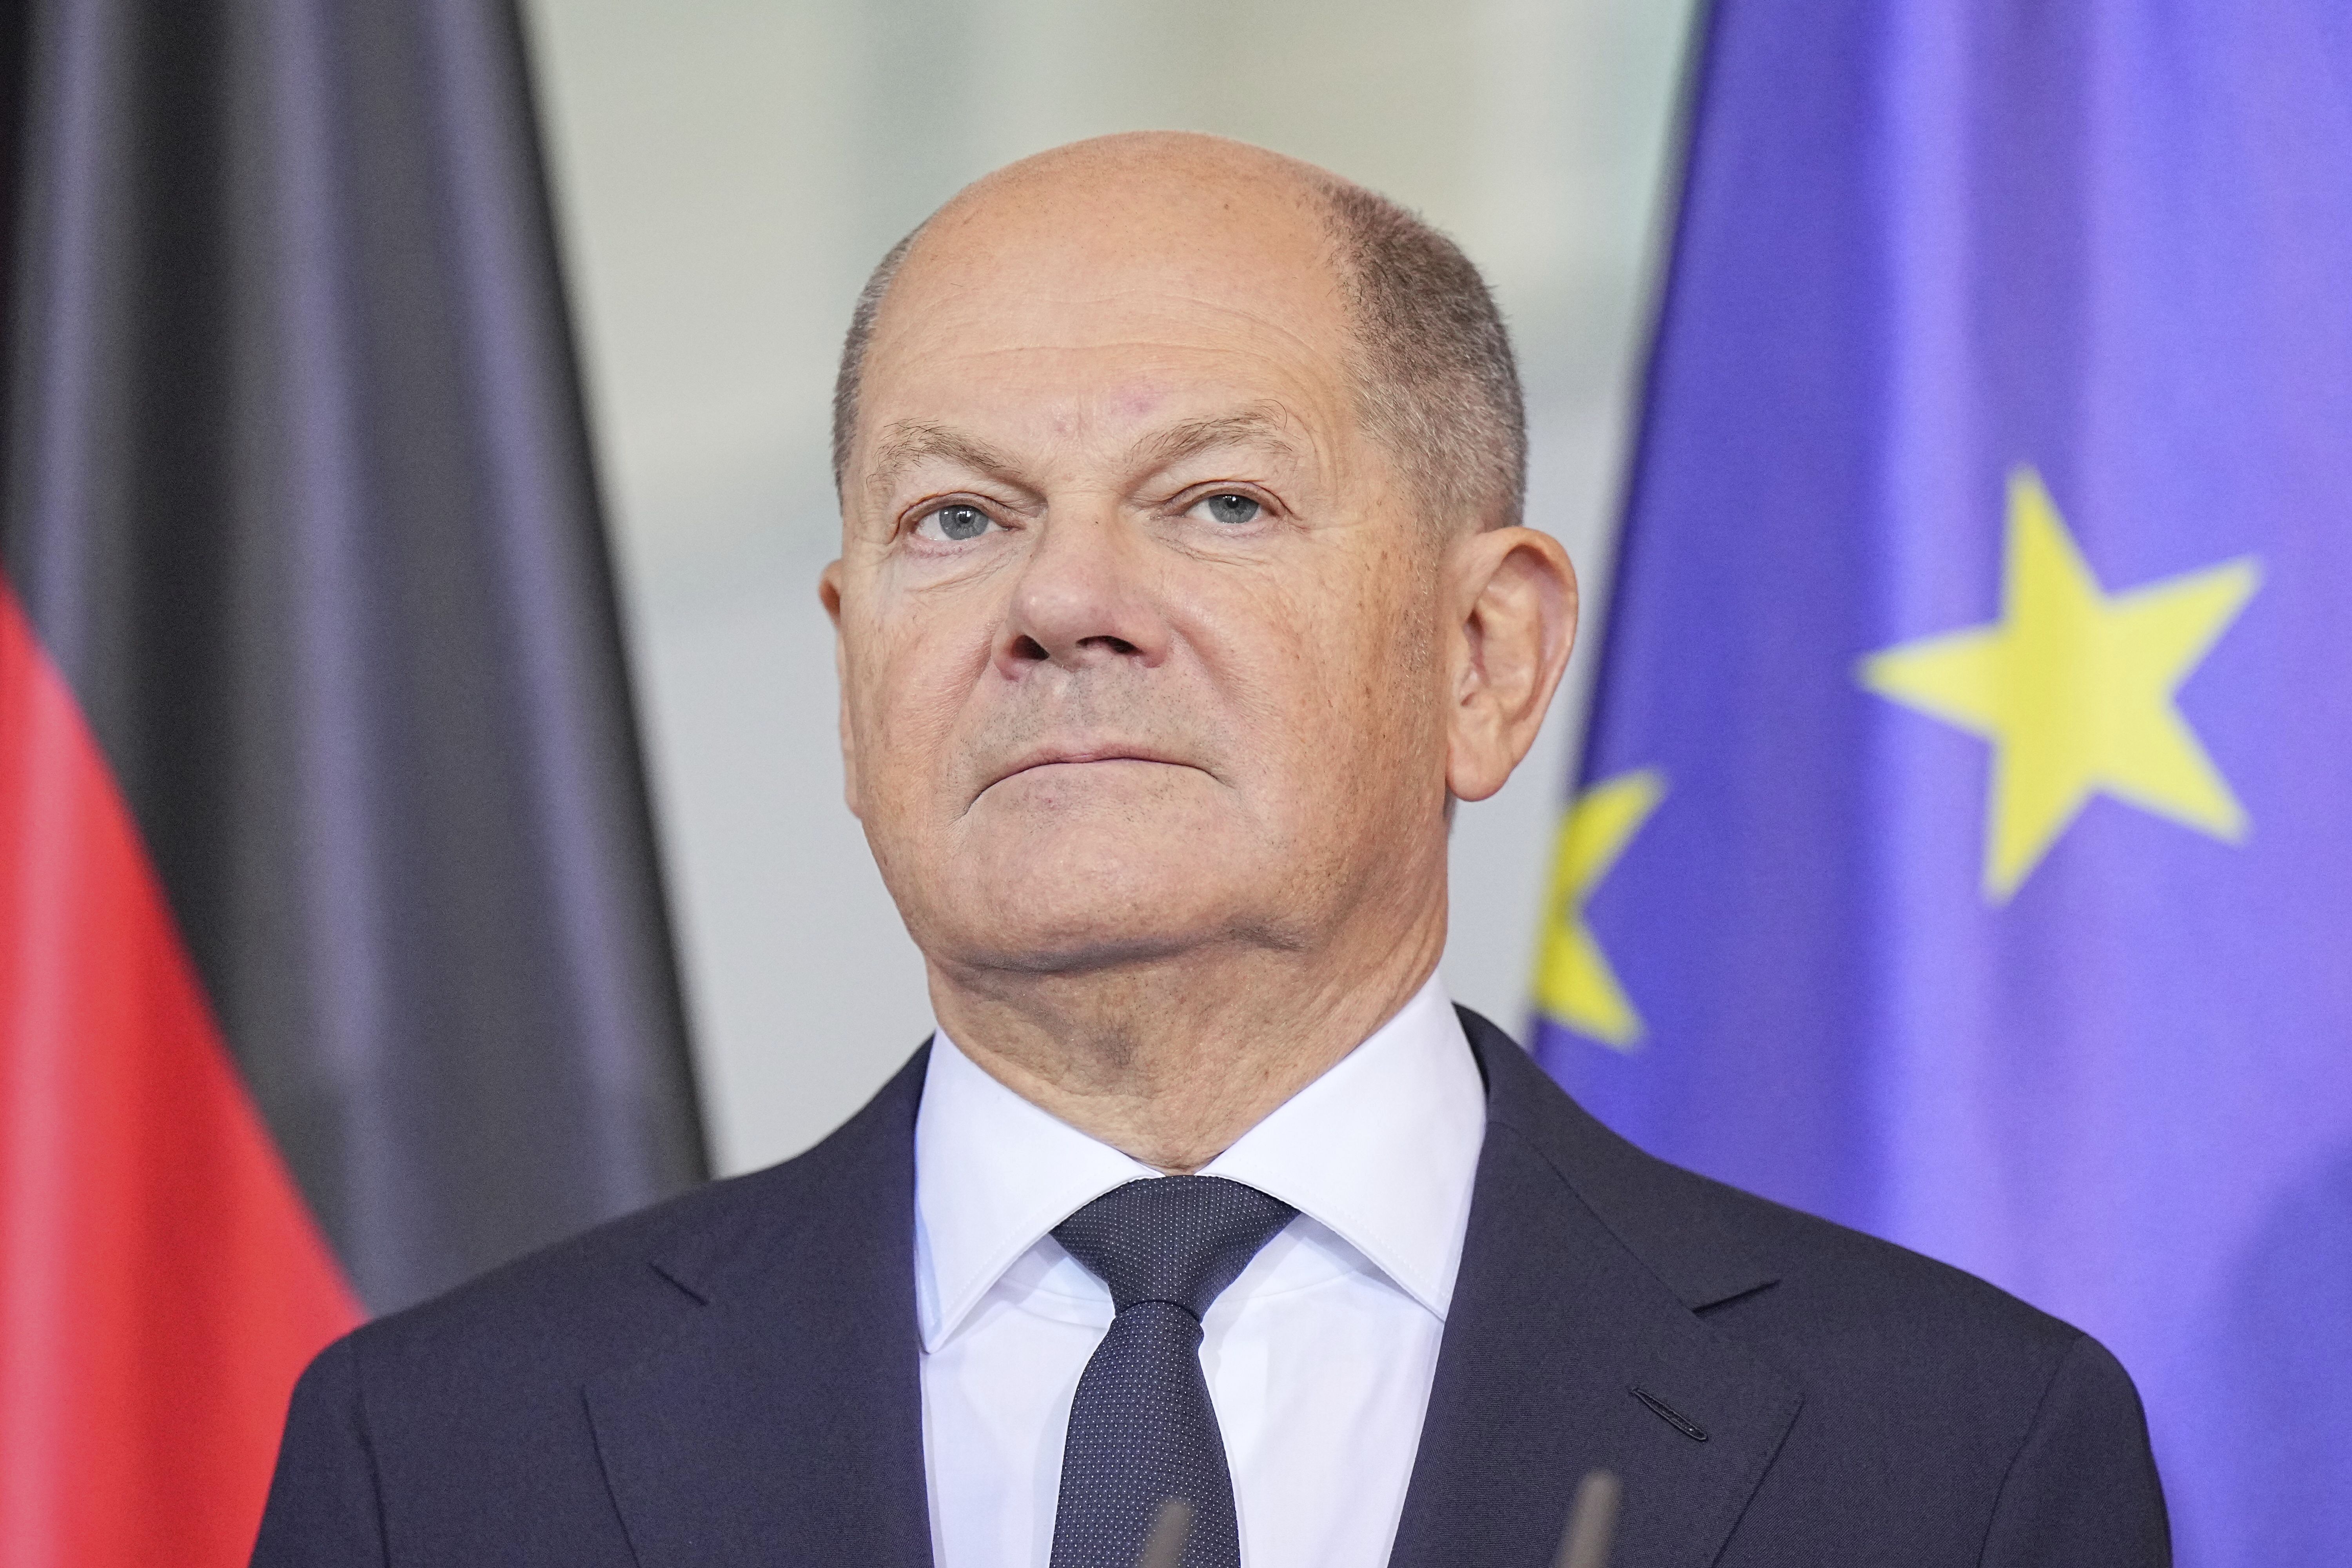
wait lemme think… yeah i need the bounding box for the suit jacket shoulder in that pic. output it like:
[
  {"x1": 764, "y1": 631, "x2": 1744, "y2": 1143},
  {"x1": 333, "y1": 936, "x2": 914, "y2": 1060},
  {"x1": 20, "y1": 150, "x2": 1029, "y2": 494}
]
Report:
[
  {"x1": 251, "y1": 1048, "x2": 936, "y2": 1568},
  {"x1": 1481, "y1": 997, "x2": 2077, "y2": 1346},
  {"x1": 1407, "y1": 1007, "x2": 2168, "y2": 1568}
]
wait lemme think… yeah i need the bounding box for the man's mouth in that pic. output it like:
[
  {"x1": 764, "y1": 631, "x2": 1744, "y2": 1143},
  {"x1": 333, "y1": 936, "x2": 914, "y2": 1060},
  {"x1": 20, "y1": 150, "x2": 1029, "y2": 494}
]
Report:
[
  {"x1": 976, "y1": 740, "x2": 1214, "y2": 802},
  {"x1": 990, "y1": 745, "x2": 1192, "y2": 786}
]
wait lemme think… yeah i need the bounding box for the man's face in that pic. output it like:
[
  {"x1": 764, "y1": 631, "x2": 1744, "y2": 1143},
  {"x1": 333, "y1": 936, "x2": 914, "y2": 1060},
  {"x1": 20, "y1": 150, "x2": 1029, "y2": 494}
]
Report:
[{"x1": 826, "y1": 157, "x2": 1454, "y2": 980}]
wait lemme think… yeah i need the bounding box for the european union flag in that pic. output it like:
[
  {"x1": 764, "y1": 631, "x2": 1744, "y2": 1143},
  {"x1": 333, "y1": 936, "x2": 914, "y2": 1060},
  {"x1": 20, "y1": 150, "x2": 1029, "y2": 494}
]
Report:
[{"x1": 1532, "y1": 5, "x2": 2352, "y2": 1562}]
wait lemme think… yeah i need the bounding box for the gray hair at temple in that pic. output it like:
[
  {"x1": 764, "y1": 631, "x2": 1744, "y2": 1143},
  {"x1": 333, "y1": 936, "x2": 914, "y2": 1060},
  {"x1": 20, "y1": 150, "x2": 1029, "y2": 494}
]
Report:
[{"x1": 829, "y1": 174, "x2": 1528, "y2": 537}]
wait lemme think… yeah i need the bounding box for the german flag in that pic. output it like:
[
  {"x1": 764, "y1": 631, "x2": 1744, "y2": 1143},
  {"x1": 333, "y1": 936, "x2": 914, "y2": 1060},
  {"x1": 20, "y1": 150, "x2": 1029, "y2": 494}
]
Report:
[{"x1": 0, "y1": 4, "x2": 706, "y2": 1563}]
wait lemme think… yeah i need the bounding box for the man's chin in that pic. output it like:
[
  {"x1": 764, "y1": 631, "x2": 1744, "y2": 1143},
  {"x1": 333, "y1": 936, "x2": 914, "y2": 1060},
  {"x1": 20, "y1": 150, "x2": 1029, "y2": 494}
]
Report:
[{"x1": 927, "y1": 838, "x2": 1265, "y2": 975}]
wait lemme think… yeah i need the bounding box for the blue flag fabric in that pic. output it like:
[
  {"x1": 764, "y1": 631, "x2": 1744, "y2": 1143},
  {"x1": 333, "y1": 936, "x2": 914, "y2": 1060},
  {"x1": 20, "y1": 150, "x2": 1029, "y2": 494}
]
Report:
[{"x1": 1532, "y1": 5, "x2": 2352, "y2": 1563}]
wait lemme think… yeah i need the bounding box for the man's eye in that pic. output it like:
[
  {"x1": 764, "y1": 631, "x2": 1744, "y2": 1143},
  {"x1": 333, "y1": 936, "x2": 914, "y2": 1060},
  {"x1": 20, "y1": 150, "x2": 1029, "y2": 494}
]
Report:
[
  {"x1": 915, "y1": 504, "x2": 996, "y2": 542},
  {"x1": 1193, "y1": 492, "x2": 1262, "y2": 526}
]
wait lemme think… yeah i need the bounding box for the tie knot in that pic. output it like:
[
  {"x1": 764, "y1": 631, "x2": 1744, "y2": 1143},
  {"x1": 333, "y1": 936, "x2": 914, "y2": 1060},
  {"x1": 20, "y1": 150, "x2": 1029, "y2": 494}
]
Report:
[{"x1": 1053, "y1": 1176, "x2": 1297, "y2": 1320}]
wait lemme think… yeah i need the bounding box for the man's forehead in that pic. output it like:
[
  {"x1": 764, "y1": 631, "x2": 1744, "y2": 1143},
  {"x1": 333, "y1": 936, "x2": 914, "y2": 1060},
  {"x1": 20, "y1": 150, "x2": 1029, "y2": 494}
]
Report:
[
  {"x1": 871, "y1": 252, "x2": 1347, "y2": 367},
  {"x1": 856, "y1": 269, "x2": 1354, "y2": 485},
  {"x1": 867, "y1": 154, "x2": 1350, "y2": 365},
  {"x1": 844, "y1": 138, "x2": 1372, "y2": 495}
]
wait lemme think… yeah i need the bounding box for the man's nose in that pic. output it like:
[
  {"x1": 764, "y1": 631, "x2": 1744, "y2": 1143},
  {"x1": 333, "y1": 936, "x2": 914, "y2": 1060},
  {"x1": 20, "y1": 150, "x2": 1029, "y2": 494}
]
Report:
[{"x1": 994, "y1": 503, "x2": 1170, "y2": 677}]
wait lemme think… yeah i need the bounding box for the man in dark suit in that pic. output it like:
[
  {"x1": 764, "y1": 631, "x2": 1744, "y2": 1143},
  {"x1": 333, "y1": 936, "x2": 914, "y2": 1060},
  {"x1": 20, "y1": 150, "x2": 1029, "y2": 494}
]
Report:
[{"x1": 254, "y1": 132, "x2": 2167, "y2": 1567}]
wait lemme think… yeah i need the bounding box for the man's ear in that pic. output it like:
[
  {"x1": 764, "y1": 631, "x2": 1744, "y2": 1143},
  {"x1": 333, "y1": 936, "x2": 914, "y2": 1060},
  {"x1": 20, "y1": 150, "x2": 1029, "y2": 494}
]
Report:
[
  {"x1": 819, "y1": 559, "x2": 861, "y2": 818},
  {"x1": 1443, "y1": 525, "x2": 1579, "y2": 803}
]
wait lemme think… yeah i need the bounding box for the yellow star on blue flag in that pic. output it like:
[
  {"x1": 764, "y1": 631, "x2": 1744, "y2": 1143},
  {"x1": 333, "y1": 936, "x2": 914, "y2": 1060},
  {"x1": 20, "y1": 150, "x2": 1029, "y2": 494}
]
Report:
[
  {"x1": 1533, "y1": 768, "x2": 1665, "y2": 1048},
  {"x1": 1858, "y1": 468, "x2": 2259, "y2": 901}
]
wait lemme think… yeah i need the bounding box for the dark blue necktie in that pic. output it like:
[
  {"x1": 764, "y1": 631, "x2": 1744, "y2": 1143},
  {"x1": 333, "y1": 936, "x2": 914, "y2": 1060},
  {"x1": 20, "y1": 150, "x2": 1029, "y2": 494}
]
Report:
[{"x1": 1048, "y1": 1175, "x2": 1298, "y2": 1568}]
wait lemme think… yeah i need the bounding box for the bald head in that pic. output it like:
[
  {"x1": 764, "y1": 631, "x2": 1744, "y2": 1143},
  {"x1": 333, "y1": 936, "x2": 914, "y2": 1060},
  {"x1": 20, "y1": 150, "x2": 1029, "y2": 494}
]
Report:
[{"x1": 831, "y1": 132, "x2": 1525, "y2": 536}]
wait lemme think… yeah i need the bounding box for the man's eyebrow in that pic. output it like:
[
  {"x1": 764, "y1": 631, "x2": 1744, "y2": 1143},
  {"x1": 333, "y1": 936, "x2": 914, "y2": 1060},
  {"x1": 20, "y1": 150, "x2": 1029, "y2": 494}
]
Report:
[
  {"x1": 865, "y1": 421, "x2": 1024, "y2": 492},
  {"x1": 1127, "y1": 405, "x2": 1305, "y2": 476},
  {"x1": 865, "y1": 407, "x2": 1304, "y2": 495}
]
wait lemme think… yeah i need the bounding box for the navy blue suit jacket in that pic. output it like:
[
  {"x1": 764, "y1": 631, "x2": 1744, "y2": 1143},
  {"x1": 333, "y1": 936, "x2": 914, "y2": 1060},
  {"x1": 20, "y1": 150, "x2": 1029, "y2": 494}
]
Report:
[{"x1": 252, "y1": 1010, "x2": 2169, "y2": 1566}]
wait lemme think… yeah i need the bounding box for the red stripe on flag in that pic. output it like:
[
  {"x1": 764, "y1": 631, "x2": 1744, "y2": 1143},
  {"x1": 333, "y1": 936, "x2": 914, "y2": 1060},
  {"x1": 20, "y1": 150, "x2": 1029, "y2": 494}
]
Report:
[{"x1": 0, "y1": 580, "x2": 363, "y2": 1566}]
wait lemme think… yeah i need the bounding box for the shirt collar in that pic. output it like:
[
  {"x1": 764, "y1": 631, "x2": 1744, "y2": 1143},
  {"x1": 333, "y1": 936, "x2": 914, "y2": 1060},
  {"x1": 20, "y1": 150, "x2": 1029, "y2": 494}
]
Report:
[
  {"x1": 913, "y1": 973, "x2": 1487, "y2": 1351},
  {"x1": 913, "y1": 1027, "x2": 1156, "y2": 1351}
]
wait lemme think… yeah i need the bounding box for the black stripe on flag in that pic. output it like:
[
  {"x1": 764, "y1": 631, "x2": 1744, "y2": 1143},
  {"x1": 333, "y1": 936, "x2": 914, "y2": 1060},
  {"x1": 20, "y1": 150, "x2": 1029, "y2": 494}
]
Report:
[{"x1": 0, "y1": 0, "x2": 707, "y2": 1313}]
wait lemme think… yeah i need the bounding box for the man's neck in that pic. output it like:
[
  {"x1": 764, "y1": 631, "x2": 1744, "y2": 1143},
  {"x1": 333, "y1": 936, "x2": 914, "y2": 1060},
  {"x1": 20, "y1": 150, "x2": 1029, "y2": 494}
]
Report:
[{"x1": 927, "y1": 908, "x2": 1448, "y2": 1173}]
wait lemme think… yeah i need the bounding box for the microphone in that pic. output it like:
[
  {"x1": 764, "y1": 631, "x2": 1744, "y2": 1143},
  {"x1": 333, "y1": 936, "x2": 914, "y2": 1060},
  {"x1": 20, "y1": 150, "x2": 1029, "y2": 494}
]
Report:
[
  {"x1": 1553, "y1": 1470, "x2": 1621, "y2": 1568},
  {"x1": 1139, "y1": 1498, "x2": 1192, "y2": 1568},
  {"x1": 1134, "y1": 1472, "x2": 1616, "y2": 1568}
]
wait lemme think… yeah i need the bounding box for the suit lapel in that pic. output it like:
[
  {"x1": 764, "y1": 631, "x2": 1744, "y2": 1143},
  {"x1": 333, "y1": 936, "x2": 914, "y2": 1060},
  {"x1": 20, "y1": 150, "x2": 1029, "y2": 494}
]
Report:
[
  {"x1": 575, "y1": 1014, "x2": 1801, "y2": 1568},
  {"x1": 1387, "y1": 1013, "x2": 1803, "y2": 1568},
  {"x1": 585, "y1": 1049, "x2": 936, "y2": 1568}
]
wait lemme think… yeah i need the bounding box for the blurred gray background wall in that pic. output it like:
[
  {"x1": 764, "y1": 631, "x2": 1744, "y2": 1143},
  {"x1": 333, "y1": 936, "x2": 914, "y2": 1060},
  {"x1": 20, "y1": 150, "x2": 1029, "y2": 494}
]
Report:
[{"x1": 521, "y1": 0, "x2": 1697, "y2": 1174}]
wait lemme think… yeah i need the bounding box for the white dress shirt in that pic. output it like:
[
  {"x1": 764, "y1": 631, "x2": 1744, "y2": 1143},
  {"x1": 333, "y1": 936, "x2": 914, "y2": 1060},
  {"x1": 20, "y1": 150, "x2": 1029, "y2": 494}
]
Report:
[{"x1": 915, "y1": 974, "x2": 1488, "y2": 1568}]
